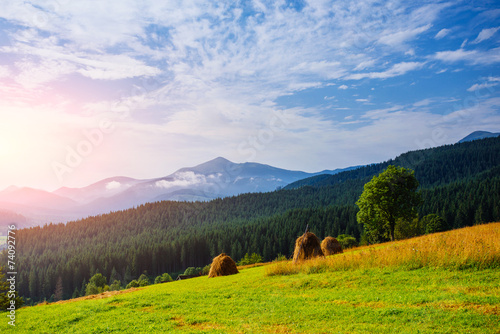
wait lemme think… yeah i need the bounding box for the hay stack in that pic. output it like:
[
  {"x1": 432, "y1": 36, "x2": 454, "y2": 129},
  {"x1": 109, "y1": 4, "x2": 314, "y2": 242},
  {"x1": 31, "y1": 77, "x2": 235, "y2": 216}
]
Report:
[
  {"x1": 321, "y1": 236, "x2": 343, "y2": 255},
  {"x1": 208, "y1": 253, "x2": 239, "y2": 278},
  {"x1": 293, "y1": 232, "x2": 324, "y2": 262}
]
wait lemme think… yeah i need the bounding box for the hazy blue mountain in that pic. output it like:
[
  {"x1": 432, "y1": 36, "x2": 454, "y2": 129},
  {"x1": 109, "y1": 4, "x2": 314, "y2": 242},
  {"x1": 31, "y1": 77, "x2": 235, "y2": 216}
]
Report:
[
  {"x1": 458, "y1": 131, "x2": 500, "y2": 143},
  {"x1": 0, "y1": 158, "x2": 355, "y2": 227},
  {"x1": 53, "y1": 176, "x2": 146, "y2": 204},
  {"x1": 93, "y1": 157, "x2": 357, "y2": 208},
  {"x1": 0, "y1": 187, "x2": 77, "y2": 210}
]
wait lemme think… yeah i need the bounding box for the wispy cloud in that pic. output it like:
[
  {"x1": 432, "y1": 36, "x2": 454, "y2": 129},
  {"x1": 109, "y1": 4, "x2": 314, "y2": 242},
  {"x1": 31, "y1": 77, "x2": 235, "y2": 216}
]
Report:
[
  {"x1": 435, "y1": 28, "x2": 451, "y2": 39},
  {"x1": 155, "y1": 171, "x2": 207, "y2": 189},
  {"x1": 467, "y1": 77, "x2": 500, "y2": 92},
  {"x1": 378, "y1": 24, "x2": 432, "y2": 46},
  {"x1": 346, "y1": 62, "x2": 425, "y2": 80},
  {"x1": 106, "y1": 181, "x2": 122, "y2": 190},
  {"x1": 0, "y1": 1, "x2": 498, "y2": 190},
  {"x1": 472, "y1": 27, "x2": 500, "y2": 44},
  {"x1": 433, "y1": 47, "x2": 500, "y2": 64}
]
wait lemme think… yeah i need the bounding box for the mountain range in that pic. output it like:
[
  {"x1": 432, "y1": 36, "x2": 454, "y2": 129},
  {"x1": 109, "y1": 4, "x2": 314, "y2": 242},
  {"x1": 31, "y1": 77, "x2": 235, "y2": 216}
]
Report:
[
  {"x1": 0, "y1": 130, "x2": 496, "y2": 232},
  {"x1": 0, "y1": 157, "x2": 357, "y2": 230}
]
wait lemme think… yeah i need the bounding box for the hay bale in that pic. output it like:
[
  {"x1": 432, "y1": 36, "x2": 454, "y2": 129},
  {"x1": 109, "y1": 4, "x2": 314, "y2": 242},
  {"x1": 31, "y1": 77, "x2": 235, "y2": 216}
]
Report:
[
  {"x1": 208, "y1": 253, "x2": 239, "y2": 278},
  {"x1": 293, "y1": 232, "x2": 324, "y2": 262},
  {"x1": 321, "y1": 236, "x2": 343, "y2": 255}
]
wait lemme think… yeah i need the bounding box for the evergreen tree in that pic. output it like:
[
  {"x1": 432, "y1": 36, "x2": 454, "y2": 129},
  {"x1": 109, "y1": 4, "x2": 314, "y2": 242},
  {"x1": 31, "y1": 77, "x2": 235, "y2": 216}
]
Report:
[{"x1": 54, "y1": 276, "x2": 63, "y2": 302}]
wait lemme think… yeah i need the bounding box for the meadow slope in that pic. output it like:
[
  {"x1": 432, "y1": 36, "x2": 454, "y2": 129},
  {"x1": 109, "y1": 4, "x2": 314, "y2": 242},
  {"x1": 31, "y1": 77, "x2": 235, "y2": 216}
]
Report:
[{"x1": 2, "y1": 223, "x2": 499, "y2": 333}]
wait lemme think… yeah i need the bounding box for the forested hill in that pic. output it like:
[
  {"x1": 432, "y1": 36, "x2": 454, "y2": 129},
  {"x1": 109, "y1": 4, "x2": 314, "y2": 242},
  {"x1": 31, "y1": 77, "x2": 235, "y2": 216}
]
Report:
[
  {"x1": 285, "y1": 136, "x2": 500, "y2": 190},
  {"x1": 7, "y1": 137, "x2": 500, "y2": 303}
]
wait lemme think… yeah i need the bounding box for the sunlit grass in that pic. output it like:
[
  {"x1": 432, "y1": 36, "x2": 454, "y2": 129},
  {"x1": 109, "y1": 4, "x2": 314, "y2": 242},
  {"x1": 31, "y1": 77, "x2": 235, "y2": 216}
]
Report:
[
  {"x1": 1, "y1": 223, "x2": 499, "y2": 333},
  {"x1": 266, "y1": 223, "x2": 500, "y2": 276}
]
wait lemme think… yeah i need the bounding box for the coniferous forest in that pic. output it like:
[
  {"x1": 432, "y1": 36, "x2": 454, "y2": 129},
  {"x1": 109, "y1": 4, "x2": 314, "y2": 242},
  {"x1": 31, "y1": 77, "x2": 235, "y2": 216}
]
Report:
[{"x1": 3, "y1": 137, "x2": 500, "y2": 303}]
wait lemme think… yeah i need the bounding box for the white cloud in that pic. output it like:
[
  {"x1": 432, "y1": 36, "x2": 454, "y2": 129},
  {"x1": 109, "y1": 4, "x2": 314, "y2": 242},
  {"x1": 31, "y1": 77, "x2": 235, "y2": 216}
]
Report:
[
  {"x1": 378, "y1": 24, "x2": 432, "y2": 46},
  {"x1": 106, "y1": 181, "x2": 122, "y2": 190},
  {"x1": 356, "y1": 99, "x2": 369, "y2": 102},
  {"x1": 433, "y1": 47, "x2": 500, "y2": 64},
  {"x1": 1, "y1": 31, "x2": 161, "y2": 87},
  {"x1": 466, "y1": 82, "x2": 498, "y2": 92},
  {"x1": 413, "y1": 98, "x2": 433, "y2": 107},
  {"x1": 405, "y1": 49, "x2": 416, "y2": 56},
  {"x1": 0, "y1": 1, "x2": 496, "y2": 191},
  {"x1": 346, "y1": 62, "x2": 425, "y2": 80},
  {"x1": 354, "y1": 60, "x2": 375, "y2": 71},
  {"x1": 433, "y1": 49, "x2": 477, "y2": 62},
  {"x1": 473, "y1": 27, "x2": 500, "y2": 44},
  {"x1": 435, "y1": 28, "x2": 451, "y2": 39},
  {"x1": 75, "y1": 55, "x2": 161, "y2": 80},
  {"x1": 155, "y1": 172, "x2": 206, "y2": 189},
  {"x1": 467, "y1": 77, "x2": 500, "y2": 92},
  {"x1": 292, "y1": 61, "x2": 345, "y2": 79}
]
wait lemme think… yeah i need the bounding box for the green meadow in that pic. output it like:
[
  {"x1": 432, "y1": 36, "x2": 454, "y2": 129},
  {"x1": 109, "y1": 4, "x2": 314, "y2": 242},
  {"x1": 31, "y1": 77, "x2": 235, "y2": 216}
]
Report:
[{"x1": 3, "y1": 224, "x2": 499, "y2": 333}]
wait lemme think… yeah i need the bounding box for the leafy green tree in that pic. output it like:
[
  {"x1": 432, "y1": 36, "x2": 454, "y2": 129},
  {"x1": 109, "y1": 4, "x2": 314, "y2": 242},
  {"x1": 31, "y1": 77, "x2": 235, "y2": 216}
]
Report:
[
  {"x1": 137, "y1": 274, "x2": 150, "y2": 286},
  {"x1": 85, "y1": 272, "x2": 109, "y2": 296},
  {"x1": 422, "y1": 214, "x2": 446, "y2": 234},
  {"x1": 238, "y1": 253, "x2": 263, "y2": 266},
  {"x1": 109, "y1": 280, "x2": 121, "y2": 291},
  {"x1": 356, "y1": 166, "x2": 421, "y2": 242},
  {"x1": 183, "y1": 267, "x2": 201, "y2": 276},
  {"x1": 336, "y1": 234, "x2": 357, "y2": 249},
  {"x1": 126, "y1": 280, "x2": 139, "y2": 289},
  {"x1": 201, "y1": 265, "x2": 211, "y2": 276},
  {"x1": 154, "y1": 273, "x2": 173, "y2": 284},
  {"x1": 89, "y1": 272, "x2": 107, "y2": 288}
]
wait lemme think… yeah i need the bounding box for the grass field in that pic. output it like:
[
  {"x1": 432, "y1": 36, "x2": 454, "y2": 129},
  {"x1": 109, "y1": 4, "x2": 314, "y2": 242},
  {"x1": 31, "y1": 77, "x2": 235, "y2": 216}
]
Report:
[{"x1": 2, "y1": 223, "x2": 499, "y2": 333}]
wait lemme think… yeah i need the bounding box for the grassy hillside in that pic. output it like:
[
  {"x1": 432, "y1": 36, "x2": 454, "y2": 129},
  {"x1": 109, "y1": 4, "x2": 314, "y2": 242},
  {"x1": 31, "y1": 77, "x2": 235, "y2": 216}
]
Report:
[{"x1": 4, "y1": 223, "x2": 499, "y2": 333}]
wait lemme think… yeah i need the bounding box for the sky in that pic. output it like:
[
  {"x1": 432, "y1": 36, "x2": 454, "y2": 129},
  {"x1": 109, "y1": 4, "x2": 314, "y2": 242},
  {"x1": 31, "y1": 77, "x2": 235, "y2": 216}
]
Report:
[{"x1": 0, "y1": 0, "x2": 499, "y2": 191}]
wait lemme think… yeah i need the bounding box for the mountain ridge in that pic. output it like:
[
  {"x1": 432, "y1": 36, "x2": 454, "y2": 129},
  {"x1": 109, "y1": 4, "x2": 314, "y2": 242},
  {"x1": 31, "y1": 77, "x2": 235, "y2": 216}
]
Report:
[
  {"x1": 0, "y1": 157, "x2": 355, "y2": 227},
  {"x1": 458, "y1": 130, "x2": 500, "y2": 143}
]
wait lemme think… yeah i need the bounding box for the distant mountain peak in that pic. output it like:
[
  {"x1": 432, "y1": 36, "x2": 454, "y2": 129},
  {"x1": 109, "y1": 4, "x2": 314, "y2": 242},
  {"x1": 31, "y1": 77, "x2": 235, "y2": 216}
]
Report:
[
  {"x1": 458, "y1": 131, "x2": 500, "y2": 143},
  {"x1": 178, "y1": 157, "x2": 235, "y2": 174},
  {"x1": 211, "y1": 156, "x2": 232, "y2": 163}
]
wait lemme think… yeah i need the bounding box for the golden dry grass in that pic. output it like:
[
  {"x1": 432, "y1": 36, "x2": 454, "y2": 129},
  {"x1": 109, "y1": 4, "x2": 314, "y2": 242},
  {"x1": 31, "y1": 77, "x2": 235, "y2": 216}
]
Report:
[{"x1": 267, "y1": 222, "x2": 500, "y2": 276}]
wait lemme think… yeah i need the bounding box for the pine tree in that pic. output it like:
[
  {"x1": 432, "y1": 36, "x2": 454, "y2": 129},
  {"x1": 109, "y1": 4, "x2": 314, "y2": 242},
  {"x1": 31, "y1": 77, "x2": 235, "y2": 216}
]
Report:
[{"x1": 54, "y1": 276, "x2": 63, "y2": 302}]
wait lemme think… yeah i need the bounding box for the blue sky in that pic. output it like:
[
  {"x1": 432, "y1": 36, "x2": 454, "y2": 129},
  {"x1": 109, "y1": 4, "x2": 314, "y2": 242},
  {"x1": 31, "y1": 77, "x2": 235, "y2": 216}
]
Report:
[{"x1": 0, "y1": 0, "x2": 499, "y2": 190}]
